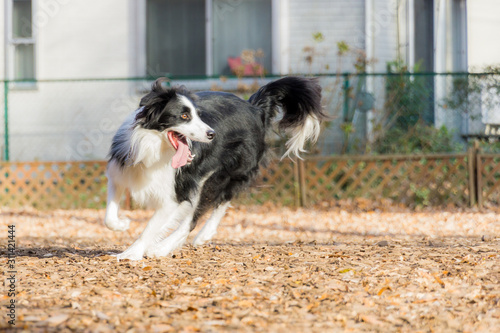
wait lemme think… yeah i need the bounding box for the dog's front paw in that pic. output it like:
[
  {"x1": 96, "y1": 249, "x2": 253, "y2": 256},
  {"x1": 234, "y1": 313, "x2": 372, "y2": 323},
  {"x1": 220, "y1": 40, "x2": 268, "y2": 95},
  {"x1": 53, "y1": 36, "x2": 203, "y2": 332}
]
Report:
[
  {"x1": 145, "y1": 244, "x2": 178, "y2": 259},
  {"x1": 145, "y1": 246, "x2": 167, "y2": 259},
  {"x1": 104, "y1": 217, "x2": 131, "y2": 231},
  {"x1": 192, "y1": 235, "x2": 210, "y2": 247},
  {"x1": 192, "y1": 230, "x2": 216, "y2": 247},
  {"x1": 116, "y1": 250, "x2": 143, "y2": 261},
  {"x1": 116, "y1": 243, "x2": 145, "y2": 261}
]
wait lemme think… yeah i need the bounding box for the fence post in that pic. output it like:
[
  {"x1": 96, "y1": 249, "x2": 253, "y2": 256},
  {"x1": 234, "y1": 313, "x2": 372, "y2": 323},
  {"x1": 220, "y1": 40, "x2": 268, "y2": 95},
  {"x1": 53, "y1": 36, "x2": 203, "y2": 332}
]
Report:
[
  {"x1": 474, "y1": 141, "x2": 483, "y2": 208},
  {"x1": 294, "y1": 162, "x2": 300, "y2": 207},
  {"x1": 297, "y1": 159, "x2": 307, "y2": 207},
  {"x1": 3, "y1": 80, "x2": 9, "y2": 161},
  {"x1": 467, "y1": 144, "x2": 477, "y2": 207}
]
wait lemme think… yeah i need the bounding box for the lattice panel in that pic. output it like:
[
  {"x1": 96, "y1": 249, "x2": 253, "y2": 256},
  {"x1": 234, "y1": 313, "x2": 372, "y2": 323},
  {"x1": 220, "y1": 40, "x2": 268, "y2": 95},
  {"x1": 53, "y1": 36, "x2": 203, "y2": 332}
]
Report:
[
  {"x1": 236, "y1": 159, "x2": 298, "y2": 206},
  {"x1": 0, "y1": 161, "x2": 107, "y2": 210},
  {"x1": 1, "y1": 153, "x2": 496, "y2": 210},
  {"x1": 303, "y1": 156, "x2": 470, "y2": 206},
  {"x1": 477, "y1": 155, "x2": 500, "y2": 206}
]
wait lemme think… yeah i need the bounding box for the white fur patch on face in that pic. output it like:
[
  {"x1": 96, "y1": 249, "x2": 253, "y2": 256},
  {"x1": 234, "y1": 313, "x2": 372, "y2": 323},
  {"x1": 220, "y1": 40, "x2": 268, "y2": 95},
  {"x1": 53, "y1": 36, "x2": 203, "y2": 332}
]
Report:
[
  {"x1": 178, "y1": 95, "x2": 197, "y2": 113},
  {"x1": 171, "y1": 95, "x2": 214, "y2": 143}
]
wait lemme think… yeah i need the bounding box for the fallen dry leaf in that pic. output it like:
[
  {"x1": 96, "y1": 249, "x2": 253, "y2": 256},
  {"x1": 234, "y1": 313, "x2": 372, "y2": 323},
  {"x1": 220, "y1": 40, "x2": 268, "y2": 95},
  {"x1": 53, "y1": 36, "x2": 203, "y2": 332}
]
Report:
[
  {"x1": 0, "y1": 205, "x2": 499, "y2": 332},
  {"x1": 45, "y1": 314, "x2": 69, "y2": 326}
]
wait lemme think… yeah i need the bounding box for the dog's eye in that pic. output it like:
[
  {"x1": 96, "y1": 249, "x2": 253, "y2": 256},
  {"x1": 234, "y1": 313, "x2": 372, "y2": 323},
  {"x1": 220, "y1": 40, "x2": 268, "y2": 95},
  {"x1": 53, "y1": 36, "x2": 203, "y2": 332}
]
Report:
[{"x1": 181, "y1": 114, "x2": 190, "y2": 120}]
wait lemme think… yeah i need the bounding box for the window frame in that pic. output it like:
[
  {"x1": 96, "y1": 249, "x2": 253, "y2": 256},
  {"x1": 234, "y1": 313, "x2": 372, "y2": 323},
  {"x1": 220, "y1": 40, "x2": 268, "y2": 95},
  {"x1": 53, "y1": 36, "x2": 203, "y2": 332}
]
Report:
[
  {"x1": 135, "y1": 0, "x2": 285, "y2": 80},
  {"x1": 5, "y1": 0, "x2": 37, "y2": 86}
]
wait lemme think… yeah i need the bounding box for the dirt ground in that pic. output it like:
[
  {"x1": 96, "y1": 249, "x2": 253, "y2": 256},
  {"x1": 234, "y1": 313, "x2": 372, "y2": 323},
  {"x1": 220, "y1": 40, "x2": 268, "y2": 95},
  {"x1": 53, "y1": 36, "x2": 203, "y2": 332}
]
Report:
[{"x1": 1, "y1": 201, "x2": 500, "y2": 332}]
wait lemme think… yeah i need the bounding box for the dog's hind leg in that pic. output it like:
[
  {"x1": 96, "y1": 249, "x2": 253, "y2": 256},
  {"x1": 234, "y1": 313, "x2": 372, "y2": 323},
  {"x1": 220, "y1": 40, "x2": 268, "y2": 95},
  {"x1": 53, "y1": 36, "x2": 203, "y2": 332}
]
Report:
[
  {"x1": 104, "y1": 164, "x2": 131, "y2": 231},
  {"x1": 192, "y1": 201, "x2": 230, "y2": 246}
]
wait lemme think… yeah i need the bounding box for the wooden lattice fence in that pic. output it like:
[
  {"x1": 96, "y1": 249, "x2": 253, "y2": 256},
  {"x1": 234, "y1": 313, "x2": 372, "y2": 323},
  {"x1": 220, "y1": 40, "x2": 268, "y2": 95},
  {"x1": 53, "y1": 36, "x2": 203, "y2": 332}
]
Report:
[
  {"x1": 1, "y1": 151, "x2": 499, "y2": 210},
  {"x1": 301, "y1": 154, "x2": 471, "y2": 206},
  {"x1": 0, "y1": 161, "x2": 107, "y2": 209},
  {"x1": 477, "y1": 153, "x2": 500, "y2": 208},
  {"x1": 237, "y1": 159, "x2": 299, "y2": 206}
]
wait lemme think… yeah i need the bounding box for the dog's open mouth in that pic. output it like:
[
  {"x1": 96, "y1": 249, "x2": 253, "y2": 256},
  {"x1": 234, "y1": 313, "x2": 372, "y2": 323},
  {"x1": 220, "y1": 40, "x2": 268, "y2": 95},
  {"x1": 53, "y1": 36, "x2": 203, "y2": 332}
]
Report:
[{"x1": 167, "y1": 131, "x2": 194, "y2": 169}]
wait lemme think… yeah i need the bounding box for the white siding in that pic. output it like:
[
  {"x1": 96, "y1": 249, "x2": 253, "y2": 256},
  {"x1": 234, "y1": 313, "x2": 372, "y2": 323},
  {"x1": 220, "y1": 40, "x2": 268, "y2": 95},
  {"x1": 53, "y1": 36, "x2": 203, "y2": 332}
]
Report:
[
  {"x1": 37, "y1": 0, "x2": 130, "y2": 79},
  {"x1": 0, "y1": 3, "x2": 5, "y2": 80},
  {"x1": 0, "y1": 4, "x2": 5, "y2": 159},
  {"x1": 467, "y1": 0, "x2": 500, "y2": 69},
  {"x1": 365, "y1": 0, "x2": 399, "y2": 144},
  {"x1": 370, "y1": 0, "x2": 398, "y2": 72},
  {"x1": 6, "y1": 0, "x2": 138, "y2": 161},
  {"x1": 8, "y1": 80, "x2": 143, "y2": 161},
  {"x1": 287, "y1": 0, "x2": 366, "y2": 74},
  {"x1": 464, "y1": 0, "x2": 500, "y2": 136}
]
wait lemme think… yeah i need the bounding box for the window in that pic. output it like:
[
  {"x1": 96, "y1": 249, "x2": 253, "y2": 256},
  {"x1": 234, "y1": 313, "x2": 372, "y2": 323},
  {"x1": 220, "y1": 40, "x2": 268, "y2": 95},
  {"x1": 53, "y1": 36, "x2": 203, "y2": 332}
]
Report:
[
  {"x1": 147, "y1": 0, "x2": 206, "y2": 76},
  {"x1": 414, "y1": 0, "x2": 434, "y2": 72},
  {"x1": 212, "y1": 0, "x2": 272, "y2": 75},
  {"x1": 8, "y1": 0, "x2": 36, "y2": 81},
  {"x1": 413, "y1": 0, "x2": 434, "y2": 124},
  {"x1": 146, "y1": 0, "x2": 272, "y2": 77}
]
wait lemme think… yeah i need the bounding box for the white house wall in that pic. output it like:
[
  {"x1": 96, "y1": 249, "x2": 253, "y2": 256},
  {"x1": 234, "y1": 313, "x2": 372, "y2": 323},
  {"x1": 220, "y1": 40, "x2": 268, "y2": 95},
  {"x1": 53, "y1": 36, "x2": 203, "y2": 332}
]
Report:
[
  {"x1": 365, "y1": 0, "x2": 398, "y2": 145},
  {"x1": 287, "y1": 0, "x2": 366, "y2": 74},
  {"x1": 9, "y1": 80, "x2": 143, "y2": 161},
  {"x1": 466, "y1": 0, "x2": 500, "y2": 135},
  {"x1": 368, "y1": 0, "x2": 398, "y2": 72},
  {"x1": 6, "y1": 0, "x2": 141, "y2": 161},
  {"x1": 434, "y1": 0, "x2": 466, "y2": 141},
  {"x1": 1, "y1": 0, "x2": 416, "y2": 160},
  {"x1": 0, "y1": 3, "x2": 5, "y2": 79},
  {"x1": 0, "y1": 4, "x2": 5, "y2": 159},
  {"x1": 467, "y1": 0, "x2": 500, "y2": 70},
  {"x1": 287, "y1": 0, "x2": 397, "y2": 73},
  {"x1": 37, "y1": 0, "x2": 130, "y2": 79},
  {"x1": 287, "y1": 0, "x2": 366, "y2": 154}
]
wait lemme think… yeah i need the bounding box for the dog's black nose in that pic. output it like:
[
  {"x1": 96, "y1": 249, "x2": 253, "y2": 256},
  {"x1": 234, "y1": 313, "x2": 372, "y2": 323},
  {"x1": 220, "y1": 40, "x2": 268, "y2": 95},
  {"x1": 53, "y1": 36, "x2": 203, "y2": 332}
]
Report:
[{"x1": 206, "y1": 130, "x2": 215, "y2": 140}]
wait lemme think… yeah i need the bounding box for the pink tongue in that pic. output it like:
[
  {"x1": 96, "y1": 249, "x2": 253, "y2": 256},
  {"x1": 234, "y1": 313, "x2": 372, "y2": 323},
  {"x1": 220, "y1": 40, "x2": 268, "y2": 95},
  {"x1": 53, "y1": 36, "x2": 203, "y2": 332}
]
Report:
[{"x1": 172, "y1": 140, "x2": 190, "y2": 169}]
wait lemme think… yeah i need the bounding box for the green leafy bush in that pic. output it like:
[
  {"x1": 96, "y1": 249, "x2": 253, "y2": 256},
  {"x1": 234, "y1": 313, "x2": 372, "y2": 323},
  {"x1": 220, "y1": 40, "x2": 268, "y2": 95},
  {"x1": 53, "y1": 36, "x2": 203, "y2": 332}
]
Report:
[
  {"x1": 372, "y1": 61, "x2": 463, "y2": 154},
  {"x1": 374, "y1": 123, "x2": 462, "y2": 154}
]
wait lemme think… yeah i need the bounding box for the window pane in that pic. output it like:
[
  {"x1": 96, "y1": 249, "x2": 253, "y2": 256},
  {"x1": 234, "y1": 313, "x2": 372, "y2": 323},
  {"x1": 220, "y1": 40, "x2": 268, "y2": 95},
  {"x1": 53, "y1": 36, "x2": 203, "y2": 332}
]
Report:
[
  {"x1": 147, "y1": 0, "x2": 206, "y2": 76},
  {"x1": 13, "y1": 0, "x2": 32, "y2": 38},
  {"x1": 14, "y1": 44, "x2": 35, "y2": 80},
  {"x1": 213, "y1": 0, "x2": 272, "y2": 75},
  {"x1": 414, "y1": 0, "x2": 434, "y2": 124},
  {"x1": 414, "y1": 0, "x2": 434, "y2": 71}
]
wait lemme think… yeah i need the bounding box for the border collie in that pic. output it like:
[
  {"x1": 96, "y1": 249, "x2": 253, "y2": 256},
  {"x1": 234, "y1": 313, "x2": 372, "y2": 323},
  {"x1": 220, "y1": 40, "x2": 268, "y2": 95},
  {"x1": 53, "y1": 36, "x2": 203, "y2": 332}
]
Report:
[{"x1": 105, "y1": 76, "x2": 326, "y2": 260}]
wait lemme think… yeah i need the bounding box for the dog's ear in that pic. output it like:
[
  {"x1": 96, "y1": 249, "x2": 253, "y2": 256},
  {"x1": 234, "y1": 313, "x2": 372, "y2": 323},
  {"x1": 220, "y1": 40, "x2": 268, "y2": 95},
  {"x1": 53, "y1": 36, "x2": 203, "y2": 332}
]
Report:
[
  {"x1": 139, "y1": 78, "x2": 171, "y2": 107},
  {"x1": 175, "y1": 85, "x2": 199, "y2": 101},
  {"x1": 136, "y1": 78, "x2": 176, "y2": 125}
]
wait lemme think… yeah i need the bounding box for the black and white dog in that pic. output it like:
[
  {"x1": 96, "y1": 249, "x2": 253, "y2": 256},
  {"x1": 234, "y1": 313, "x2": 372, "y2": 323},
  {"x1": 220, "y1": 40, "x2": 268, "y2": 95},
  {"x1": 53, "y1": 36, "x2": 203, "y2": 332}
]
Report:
[{"x1": 105, "y1": 76, "x2": 326, "y2": 260}]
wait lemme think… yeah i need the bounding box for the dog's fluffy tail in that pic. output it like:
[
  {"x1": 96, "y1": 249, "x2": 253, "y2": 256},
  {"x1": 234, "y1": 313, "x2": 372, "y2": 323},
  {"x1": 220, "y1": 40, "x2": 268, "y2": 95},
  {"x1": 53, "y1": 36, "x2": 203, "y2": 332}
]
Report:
[{"x1": 248, "y1": 76, "x2": 327, "y2": 159}]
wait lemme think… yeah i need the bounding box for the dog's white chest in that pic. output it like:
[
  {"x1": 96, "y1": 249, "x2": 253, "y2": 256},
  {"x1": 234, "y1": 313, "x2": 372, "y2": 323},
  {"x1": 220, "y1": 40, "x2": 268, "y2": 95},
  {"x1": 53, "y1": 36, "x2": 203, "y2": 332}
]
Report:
[{"x1": 130, "y1": 164, "x2": 177, "y2": 209}]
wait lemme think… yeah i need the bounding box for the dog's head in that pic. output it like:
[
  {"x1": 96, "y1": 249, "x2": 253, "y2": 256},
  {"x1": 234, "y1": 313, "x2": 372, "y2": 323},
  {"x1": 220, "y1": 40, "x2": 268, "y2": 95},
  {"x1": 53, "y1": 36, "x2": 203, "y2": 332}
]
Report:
[{"x1": 135, "y1": 78, "x2": 215, "y2": 168}]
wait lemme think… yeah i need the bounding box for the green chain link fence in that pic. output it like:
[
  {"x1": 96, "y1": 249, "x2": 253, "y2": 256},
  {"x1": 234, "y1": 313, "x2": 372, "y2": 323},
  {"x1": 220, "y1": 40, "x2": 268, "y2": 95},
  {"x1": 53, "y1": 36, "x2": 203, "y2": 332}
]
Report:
[
  {"x1": 1, "y1": 72, "x2": 500, "y2": 162},
  {"x1": 1, "y1": 72, "x2": 500, "y2": 209}
]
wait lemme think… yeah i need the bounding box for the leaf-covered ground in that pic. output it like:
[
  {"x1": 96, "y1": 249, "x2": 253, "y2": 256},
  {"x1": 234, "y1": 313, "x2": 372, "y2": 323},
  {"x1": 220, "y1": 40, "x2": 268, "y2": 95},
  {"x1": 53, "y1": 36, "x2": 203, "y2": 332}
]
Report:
[{"x1": 1, "y1": 202, "x2": 500, "y2": 332}]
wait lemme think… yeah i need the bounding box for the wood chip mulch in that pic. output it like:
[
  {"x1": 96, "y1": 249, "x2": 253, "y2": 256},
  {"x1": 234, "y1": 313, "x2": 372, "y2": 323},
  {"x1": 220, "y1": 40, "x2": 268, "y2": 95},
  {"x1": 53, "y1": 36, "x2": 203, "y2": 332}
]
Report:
[{"x1": 1, "y1": 202, "x2": 499, "y2": 332}]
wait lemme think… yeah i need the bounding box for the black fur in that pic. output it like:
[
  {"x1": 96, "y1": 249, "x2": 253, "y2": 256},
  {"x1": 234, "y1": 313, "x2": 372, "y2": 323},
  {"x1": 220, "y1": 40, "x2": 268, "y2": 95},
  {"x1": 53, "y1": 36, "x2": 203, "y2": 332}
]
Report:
[
  {"x1": 174, "y1": 77, "x2": 327, "y2": 230},
  {"x1": 108, "y1": 81, "x2": 200, "y2": 168},
  {"x1": 136, "y1": 81, "x2": 199, "y2": 131}
]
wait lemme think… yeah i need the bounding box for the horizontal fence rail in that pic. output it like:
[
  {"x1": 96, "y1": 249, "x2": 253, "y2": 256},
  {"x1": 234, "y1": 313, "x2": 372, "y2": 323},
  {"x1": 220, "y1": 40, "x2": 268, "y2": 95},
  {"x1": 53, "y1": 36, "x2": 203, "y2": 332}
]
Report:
[{"x1": 1, "y1": 151, "x2": 497, "y2": 210}]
